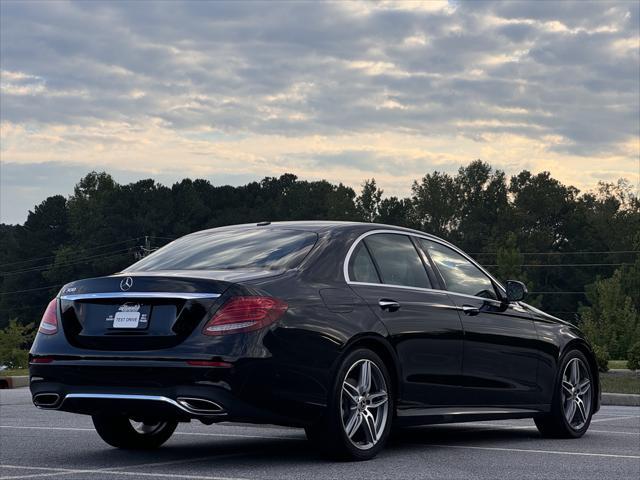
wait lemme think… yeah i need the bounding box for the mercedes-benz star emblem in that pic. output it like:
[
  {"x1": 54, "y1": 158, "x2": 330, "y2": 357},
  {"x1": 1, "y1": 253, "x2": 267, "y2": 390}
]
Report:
[{"x1": 120, "y1": 276, "x2": 133, "y2": 291}]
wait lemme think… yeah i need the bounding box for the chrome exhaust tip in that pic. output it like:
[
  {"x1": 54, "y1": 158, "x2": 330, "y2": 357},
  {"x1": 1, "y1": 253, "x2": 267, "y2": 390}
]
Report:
[
  {"x1": 33, "y1": 393, "x2": 61, "y2": 409},
  {"x1": 176, "y1": 397, "x2": 224, "y2": 414}
]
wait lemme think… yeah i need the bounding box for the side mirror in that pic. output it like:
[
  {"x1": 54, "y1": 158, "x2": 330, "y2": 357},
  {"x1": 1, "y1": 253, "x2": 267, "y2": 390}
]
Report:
[{"x1": 506, "y1": 280, "x2": 527, "y2": 302}]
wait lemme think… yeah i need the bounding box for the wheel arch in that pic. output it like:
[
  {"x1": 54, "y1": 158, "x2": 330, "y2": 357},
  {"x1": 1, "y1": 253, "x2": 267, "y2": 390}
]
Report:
[
  {"x1": 339, "y1": 333, "x2": 402, "y2": 402},
  {"x1": 560, "y1": 339, "x2": 601, "y2": 413}
]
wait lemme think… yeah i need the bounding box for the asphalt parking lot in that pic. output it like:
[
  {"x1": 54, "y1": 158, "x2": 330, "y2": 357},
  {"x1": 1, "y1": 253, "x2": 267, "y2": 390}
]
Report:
[{"x1": 1, "y1": 388, "x2": 638, "y2": 480}]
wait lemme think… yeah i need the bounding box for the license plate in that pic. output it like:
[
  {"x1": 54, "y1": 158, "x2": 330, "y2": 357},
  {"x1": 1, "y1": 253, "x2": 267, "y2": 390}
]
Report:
[{"x1": 112, "y1": 311, "x2": 141, "y2": 328}]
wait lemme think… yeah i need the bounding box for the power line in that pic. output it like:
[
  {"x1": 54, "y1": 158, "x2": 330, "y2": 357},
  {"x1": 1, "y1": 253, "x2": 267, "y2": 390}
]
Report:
[
  {"x1": 484, "y1": 263, "x2": 631, "y2": 267},
  {"x1": 0, "y1": 284, "x2": 64, "y2": 296},
  {"x1": 147, "y1": 236, "x2": 176, "y2": 241},
  {"x1": 1, "y1": 248, "x2": 131, "y2": 274},
  {"x1": 1, "y1": 249, "x2": 133, "y2": 276},
  {"x1": 529, "y1": 292, "x2": 587, "y2": 295},
  {"x1": 472, "y1": 250, "x2": 639, "y2": 256},
  {"x1": 0, "y1": 238, "x2": 141, "y2": 268},
  {"x1": 0, "y1": 304, "x2": 43, "y2": 314}
]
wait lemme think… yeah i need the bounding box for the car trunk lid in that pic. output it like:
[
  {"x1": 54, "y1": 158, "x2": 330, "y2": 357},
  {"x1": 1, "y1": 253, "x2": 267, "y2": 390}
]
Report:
[{"x1": 58, "y1": 270, "x2": 280, "y2": 351}]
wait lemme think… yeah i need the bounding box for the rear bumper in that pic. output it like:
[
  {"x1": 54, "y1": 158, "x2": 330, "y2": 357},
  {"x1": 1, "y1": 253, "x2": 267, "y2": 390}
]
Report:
[
  {"x1": 35, "y1": 392, "x2": 226, "y2": 420},
  {"x1": 29, "y1": 360, "x2": 319, "y2": 427}
]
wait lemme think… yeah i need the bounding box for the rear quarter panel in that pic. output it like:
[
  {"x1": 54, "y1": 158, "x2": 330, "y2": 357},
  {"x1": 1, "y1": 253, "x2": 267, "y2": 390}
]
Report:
[{"x1": 244, "y1": 229, "x2": 390, "y2": 414}]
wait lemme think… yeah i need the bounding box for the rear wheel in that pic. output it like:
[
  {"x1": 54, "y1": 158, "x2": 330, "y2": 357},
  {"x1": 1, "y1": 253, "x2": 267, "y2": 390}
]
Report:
[
  {"x1": 535, "y1": 349, "x2": 594, "y2": 438},
  {"x1": 305, "y1": 348, "x2": 393, "y2": 460},
  {"x1": 92, "y1": 415, "x2": 177, "y2": 449}
]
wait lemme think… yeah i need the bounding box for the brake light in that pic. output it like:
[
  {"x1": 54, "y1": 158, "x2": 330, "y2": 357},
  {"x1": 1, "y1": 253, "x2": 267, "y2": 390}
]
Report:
[
  {"x1": 38, "y1": 299, "x2": 58, "y2": 335},
  {"x1": 202, "y1": 296, "x2": 288, "y2": 336},
  {"x1": 187, "y1": 360, "x2": 233, "y2": 367},
  {"x1": 31, "y1": 356, "x2": 53, "y2": 364}
]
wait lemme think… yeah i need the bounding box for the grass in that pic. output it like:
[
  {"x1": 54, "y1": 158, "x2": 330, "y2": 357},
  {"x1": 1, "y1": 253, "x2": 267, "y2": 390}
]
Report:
[
  {"x1": 0, "y1": 368, "x2": 28, "y2": 377},
  {"x1": 608, "y1": 360, "x2": 629, "y2": 370},
  {"x1": 600, "y1": 371, "x2": 640, "y2": 395}
]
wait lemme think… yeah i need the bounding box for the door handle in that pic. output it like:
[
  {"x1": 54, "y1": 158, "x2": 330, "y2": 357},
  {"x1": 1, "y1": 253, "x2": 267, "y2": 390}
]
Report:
[
  {"x1": 379, "y1": 299, "x2": 400, "y2": 312},
  {"x1": 462, "y1": 305, "x2": 480, "y2": 316}
]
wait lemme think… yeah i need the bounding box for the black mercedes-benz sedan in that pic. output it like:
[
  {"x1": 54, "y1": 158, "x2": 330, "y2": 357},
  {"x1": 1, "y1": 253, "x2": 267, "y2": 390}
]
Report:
[{"x1": 30, "y1": 221, "x2": 599, "y2": 460}]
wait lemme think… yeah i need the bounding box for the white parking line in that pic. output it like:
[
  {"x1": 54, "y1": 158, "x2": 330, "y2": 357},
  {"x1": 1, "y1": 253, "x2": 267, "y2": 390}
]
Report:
[
  {"x1": 452, "y1": 422, "x2": 640, "y2": 436},
  {"x1": 1, "y1": 473, "x2": 64, "y2": 480},
  {"x1": 0, "y1": 426, "x2": 297, "y2": 479},
  {"x1": 0, "y1": 425, "x2": 300, "y2": 440},
  {"x1": 452, "y1": 419, "x2": 640, "y2": 435},
  {"x1": 1, "y1": 471, "x2": 69, "y2": 480},
  {"x1": 591, "y1": 415, "x2": 640, "y2": 423},
  {"x1": 174, "y1": 431, "x2": 300, "y2": 440},
  {"x1": 0, "y1": 464, "x2": 249, "y2": 480},
  {"x1": 0, "y1": 439, "x2": 265, "y2": 479},
  {"x1": 0, "y1": 426, "x2": 93, "y2": 433},
  {"x1": 577, "y1": 429, "x2": 637, "y2": 435},
  {"x1": 0, "y1": 452, "x2": 254, "y2": 480},
  {"x1": 425, "y1": 444, "x2": 640, "y2": 459}
]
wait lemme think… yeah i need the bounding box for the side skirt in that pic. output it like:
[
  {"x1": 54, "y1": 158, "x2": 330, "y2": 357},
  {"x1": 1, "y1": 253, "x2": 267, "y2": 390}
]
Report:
[{"x1": 393, "y1": 405, "x2": 550, "y2": 427}]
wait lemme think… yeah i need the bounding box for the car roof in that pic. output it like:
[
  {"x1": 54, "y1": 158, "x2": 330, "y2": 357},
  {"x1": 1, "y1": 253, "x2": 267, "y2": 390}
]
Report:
[{"x1": 197, "y1": 220, "x2": 440, "y2": 239}]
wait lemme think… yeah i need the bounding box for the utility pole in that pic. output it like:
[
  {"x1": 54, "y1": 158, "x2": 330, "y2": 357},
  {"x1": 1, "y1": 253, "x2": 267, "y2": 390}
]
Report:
[{"x1": 135, "y1": 235, "x2": 154, "y2": 260}]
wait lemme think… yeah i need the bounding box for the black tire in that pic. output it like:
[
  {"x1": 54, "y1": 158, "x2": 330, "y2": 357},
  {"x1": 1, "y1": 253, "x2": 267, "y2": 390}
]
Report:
[
  {"x1": 92, "y1": 415, "x2": 178, "y2": 449},
  {"x1": 306, "y1": 348, "x2": 394, "y2": 461},
  {"x1": 535, "y1": 349, "x2": 594, "y2": 438}
]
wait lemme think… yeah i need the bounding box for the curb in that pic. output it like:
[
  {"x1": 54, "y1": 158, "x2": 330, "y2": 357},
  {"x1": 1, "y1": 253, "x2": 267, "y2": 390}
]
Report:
[
  {"x1": 608, "y1": 369, "x2": 639, "y2": 375},
  {"x1": 0, "y1": 375, "x2": 29, "y2": 389},
  {"x1": 602, "y1": 393, "x2": 640, "y2": 407}
]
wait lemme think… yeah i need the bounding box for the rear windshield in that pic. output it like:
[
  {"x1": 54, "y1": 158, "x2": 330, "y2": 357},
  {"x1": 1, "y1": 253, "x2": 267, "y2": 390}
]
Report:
[{"x1": 126, "y1": 228, "x2": 318, "y2": 272}]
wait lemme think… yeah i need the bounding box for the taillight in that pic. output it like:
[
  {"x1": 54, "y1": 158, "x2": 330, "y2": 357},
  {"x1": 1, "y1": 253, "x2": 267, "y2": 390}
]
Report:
[
  {"x1": 38, "y1": 299, "x2": 58, "y2": 335},
  {"x1": 31, "y1": 356, "x2": 53, "y2": 364},
  {"x1": 202, "y1": 296, "x2": 288, "y2": 336},
  {"x1": 186, "y1": 360, "x2": 233, "y2": 367}
]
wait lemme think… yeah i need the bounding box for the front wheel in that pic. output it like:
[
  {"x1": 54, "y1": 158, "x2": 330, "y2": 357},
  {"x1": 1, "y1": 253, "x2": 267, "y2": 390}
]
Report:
[
  {"x1": 306, "y1": 348, "x2": 393, "y2": 460},
  {"x1": 535, "y1": 349, "x2": 594, "y2": 438},
  {"x1": 92, "y1": 415, "x2": 178, "y2": 449}
]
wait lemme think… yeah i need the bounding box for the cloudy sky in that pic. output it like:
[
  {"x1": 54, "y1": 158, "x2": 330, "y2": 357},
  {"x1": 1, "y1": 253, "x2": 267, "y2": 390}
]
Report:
[{"x1": 1, "y1": 0, "x2": 638, "y2": 224}]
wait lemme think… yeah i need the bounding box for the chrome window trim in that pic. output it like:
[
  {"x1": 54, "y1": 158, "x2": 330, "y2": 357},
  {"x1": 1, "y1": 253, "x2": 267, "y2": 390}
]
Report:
[
  {"x1": 343, "y1": 229, "x2": 506, "y2": 301},
  {"x1": 348, "y1": 281, "x2": 503, "y2": 306},
  {"x1": 348, "y1": 280, "x2": 448, "y2": 296},
  {"x1": 59, "y1": 292, "x2": 221, "y2": 301}
]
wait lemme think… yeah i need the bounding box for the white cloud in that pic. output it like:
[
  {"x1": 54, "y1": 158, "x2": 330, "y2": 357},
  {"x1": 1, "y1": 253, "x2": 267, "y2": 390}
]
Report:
[{"x1": 0, "y1": 0, "x2": 638, "y2": 223}]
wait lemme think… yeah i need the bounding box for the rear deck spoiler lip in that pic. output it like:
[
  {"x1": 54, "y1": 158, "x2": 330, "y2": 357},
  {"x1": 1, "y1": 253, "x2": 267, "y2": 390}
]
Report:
[{"x1": 59, "y1": 292, "x2": 221, "y2": 301}]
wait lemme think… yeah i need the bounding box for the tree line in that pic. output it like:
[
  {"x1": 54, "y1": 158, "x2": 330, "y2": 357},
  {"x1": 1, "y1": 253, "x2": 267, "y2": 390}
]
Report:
[{"x1": 1, "y1": 160, "x2": 638, "y2": 361}]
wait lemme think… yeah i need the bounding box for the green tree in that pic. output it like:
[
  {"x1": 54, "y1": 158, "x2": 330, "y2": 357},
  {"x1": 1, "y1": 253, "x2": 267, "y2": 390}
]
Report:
[
  {"x1": 455, "y1": 160, "x2": 510, "y2": 253},
  {"x1": 378, "y1": 197, "x2": 414, "y2": 228},
  {"x1": 356, "y1": 179, "x2": 383, "y2": 222},
  {"x1": 67, "y1": 172, "x2": 119, "y2": 246},
  {"x1": 411, "y1": 171, "x2": 459, "y2": 239},
  {"x1": 327, "y1": 184, "x2": 360, "y2": 221},
  {"x1": 485, "y1": 232, "x2": 541, "y2": 308},
  {"x1": 0, "y1": 320, "x2": 35, "y2": 368},
  {"x1": 579, "y1": 259, "x2": 640, "y2": 359},
  {"x1": 0, "y1": 196, "x2": 70, "y2": 328}
]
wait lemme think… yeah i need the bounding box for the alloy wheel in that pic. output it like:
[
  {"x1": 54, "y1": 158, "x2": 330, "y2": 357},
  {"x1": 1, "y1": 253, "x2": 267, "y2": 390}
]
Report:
[
  {"x1": 561, "y1": 357, "x2": 592, "y2": 430},
  {"x1": 340, "y1": 359, "x2": 389, "y2": 450}
]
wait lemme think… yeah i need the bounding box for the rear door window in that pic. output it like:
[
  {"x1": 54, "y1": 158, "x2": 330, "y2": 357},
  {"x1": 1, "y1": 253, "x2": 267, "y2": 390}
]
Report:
[
  {"x1": 348, "y1": 242, "x2": 381, "y2": 283},
  {"x1": 363, "y1": 234, "x2": 431, "y2": 289}
]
